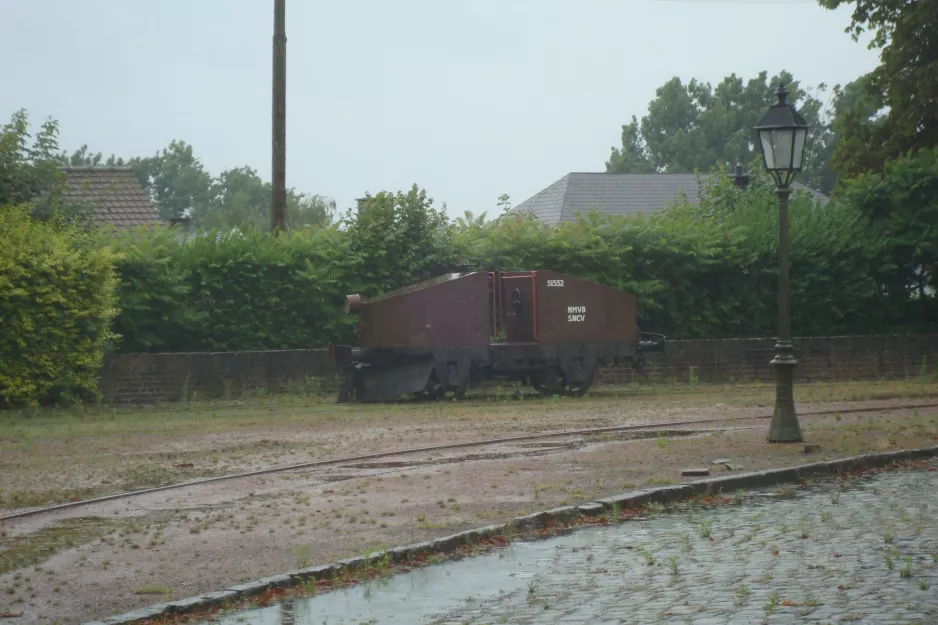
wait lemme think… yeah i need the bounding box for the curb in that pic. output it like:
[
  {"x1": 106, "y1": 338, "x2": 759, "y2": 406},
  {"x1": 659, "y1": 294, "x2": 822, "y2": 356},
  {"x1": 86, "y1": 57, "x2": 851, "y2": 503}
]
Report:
[{"x1": 85, "y1": 444, "x2": 938, "y2": 625}]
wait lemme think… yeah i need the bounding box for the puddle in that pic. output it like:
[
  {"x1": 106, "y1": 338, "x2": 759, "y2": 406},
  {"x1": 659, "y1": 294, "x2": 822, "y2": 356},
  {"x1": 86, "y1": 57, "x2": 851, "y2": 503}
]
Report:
[
  {"x1": 0, "y1": 516, "x2": 121, "y2": 575},
  {"x1": 207, "y1": 538, "x2": 559, "y2": 625},
  {"x1": 344, "y1": 430, "x2": 702, "y2": 471}
]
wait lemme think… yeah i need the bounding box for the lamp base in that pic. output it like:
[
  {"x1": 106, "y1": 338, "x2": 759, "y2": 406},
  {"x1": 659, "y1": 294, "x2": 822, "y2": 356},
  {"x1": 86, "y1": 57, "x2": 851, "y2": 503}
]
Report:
[{"x1": 768, "y1": 341, "x2": 803, "y2": 443}]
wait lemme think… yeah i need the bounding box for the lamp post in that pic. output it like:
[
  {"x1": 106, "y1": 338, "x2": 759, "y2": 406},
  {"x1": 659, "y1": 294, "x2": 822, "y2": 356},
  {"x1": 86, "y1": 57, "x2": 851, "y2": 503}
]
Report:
[{"x1": 754, "y1": 83, "x2": 809, "y2": 443}]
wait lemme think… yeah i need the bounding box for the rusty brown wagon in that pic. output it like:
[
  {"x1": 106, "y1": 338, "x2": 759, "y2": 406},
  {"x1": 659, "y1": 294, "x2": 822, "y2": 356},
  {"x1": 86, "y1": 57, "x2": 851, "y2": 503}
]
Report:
[{"x1": 330, "y1": 270, "x2": 665, "y2": 402}]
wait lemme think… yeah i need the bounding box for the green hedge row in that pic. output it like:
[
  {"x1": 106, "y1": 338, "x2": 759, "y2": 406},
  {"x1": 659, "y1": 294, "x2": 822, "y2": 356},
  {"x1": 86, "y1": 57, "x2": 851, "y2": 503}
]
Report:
[{"x1": 101, "y1": 178, "x2": 935, "y2": 356}]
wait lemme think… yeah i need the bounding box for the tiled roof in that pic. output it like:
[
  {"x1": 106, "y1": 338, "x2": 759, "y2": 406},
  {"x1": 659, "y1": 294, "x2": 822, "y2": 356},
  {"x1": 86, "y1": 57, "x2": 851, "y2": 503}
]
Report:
[
  {"x1": 512, "y1": 172, "x2": 830, "y2": 225},
  {"x1": 57, "y1": 167, "x2": 161, "y2": 229}
]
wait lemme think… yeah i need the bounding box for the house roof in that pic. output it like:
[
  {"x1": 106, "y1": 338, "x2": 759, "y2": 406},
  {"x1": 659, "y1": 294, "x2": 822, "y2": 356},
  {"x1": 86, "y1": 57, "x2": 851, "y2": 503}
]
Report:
[
  {"x1": 511, "y1": 172, "x2": 830, "y2": 225},
  {"x1": 57, "y1": 167, "x2": 161, "y2": 229}
]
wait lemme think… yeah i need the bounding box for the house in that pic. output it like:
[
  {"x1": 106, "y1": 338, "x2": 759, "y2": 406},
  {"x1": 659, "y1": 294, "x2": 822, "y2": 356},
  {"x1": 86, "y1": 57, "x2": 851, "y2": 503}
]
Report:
[
  {"x1": 511, "y1": 168, "x2": 830, "y2": 225},
  {"x1": 57, "y1": 166, "x2": 161, "y2": 229}
]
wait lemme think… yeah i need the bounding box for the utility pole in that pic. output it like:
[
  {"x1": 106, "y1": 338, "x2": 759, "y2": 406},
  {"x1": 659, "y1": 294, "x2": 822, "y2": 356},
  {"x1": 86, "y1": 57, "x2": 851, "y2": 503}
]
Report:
[{"x1": 270, "y1": 0, "x2": 287, "y2": 235}]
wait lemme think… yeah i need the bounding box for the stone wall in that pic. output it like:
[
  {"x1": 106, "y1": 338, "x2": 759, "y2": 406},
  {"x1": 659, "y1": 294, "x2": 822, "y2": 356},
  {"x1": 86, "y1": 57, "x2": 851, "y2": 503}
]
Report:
[{"x1": 100, "y1": 334, "x2": 938, "y2": 404}]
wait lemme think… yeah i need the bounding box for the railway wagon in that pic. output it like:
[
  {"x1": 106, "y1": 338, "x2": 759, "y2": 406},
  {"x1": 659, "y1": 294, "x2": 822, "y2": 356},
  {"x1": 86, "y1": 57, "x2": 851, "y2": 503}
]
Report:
[{"x1": 331, "y1": 270, "x2": 664, "y2": 402}]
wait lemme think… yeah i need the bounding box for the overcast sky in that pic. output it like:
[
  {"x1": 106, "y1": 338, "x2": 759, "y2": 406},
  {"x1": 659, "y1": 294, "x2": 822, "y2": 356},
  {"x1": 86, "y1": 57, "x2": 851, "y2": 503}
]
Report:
[{"x1": 1, "y1": 0, "x2": 878, "y2": 218}]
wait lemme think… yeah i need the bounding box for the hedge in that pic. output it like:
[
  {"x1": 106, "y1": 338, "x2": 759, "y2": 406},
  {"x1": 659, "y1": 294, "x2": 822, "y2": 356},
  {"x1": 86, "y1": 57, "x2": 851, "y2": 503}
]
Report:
[
  {"x1": 0, "y1": 205, "x2": 118, "y2": 406},
  {"x1": 95, "y1": 178, "x2": 936, "y2": 356}
]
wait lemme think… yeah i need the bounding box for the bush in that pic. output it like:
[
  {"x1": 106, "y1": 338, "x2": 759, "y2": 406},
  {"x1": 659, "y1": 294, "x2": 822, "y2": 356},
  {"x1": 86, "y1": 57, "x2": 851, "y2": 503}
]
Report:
[{"x1": 0, "y1": 205, "x2": 118, "y2": 406}]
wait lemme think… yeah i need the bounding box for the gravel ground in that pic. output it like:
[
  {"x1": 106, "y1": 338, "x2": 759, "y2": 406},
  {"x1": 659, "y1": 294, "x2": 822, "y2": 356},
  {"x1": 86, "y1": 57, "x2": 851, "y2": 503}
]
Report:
[{"x1": 0, "y1": 381, "x2": 937, "y2": 625}]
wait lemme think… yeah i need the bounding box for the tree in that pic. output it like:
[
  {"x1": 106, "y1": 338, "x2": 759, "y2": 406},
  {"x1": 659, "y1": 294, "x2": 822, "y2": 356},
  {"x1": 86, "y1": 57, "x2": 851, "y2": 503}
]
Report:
[
  {"x1": 198, "y1": 165, "x2": 334, "y2": 231},
  {"x1": 836, "y1": 148, "x2": 938, "y2": 325},
  {"x1": 286, "y1": 192, "x2": 334, "y2": 230},
  {"x1": 819, "y1": 0, "x2": 938, "y2": 175},
  {"x1": 605, "y1": 116, "x2": 654, "y2": 173},
  {"x1": 344, "y1": 185, "x2": 455, "y2": 296},
  {"x1": 0, "y1": 110, "x2": 98, "y2": 226},
  {"x1": 129, "y1": 140, "x2": 214, "y2": 221},
  {"x1": 0, "y1": 109, "x2": 61, "y2": 207},
  {"x1": 59, "y1": 145, "x2": 126, "y2": 168},
  {"x1": 606, "y1": 71, "x2": 836, "y2": 193}
]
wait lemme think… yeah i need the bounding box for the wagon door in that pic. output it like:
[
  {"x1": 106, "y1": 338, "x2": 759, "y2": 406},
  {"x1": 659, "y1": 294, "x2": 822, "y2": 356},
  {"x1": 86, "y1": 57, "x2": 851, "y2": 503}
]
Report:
[{"x1": 501, "y1": 273, "x2": 537, "y2": 343}]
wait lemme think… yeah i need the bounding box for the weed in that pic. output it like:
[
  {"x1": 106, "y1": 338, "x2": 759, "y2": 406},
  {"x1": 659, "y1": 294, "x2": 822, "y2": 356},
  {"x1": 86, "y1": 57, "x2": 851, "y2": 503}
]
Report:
[
  {"x1": 799, "y1": 518, "x2": 811, "y2": 539},
  {"x1": 645, "y1": 502, "x2": 665, "y2": 516},
  {"x1": 527, "y1": 580, "x2": 538, "y2": 596},
  {"x1": 885, "y1": 554, "x2": 894, "y2": 570},
  {"x1": 764, "y1": 592, "x2": 778, "y2": 614},
  {"x1": 820, "y1": 511, "x2": 832, "y2": 523},
  {"x1": 900, "y1": 557, "x2": 912, "y2": 578},
  {"x1": 291, "y1": 544, "x2": 311, "y2": 569},
  {"x1": 134, "y1": 585, "x2": 171, "y2": 596},
  {"x1": 919, "y1": 579, "x2": 929, "y2": 590},
  {"x1": 503, "y1": 522, "x2": 516, "y2": 544},
  {"x1": 830, "y1": 489, "x2": 841, "y2": 504},
  {"x1": 698, "y1": 520, "x2": 713, "y2": 538},
  {"x1": 610, "y1": 500, "x2": 621, "y2": 519},
  {"x1": 734, "y1": 489, "x2": 743, "y2": 505},
  {"x1": 884, "y1": 530, "x2": 896, "y2": 544},
  {"x1": 637, "y1": 548, "x2": 654, "y2": 566},
  {"x1": 774, "y1": 485, "x2": 796, "y2": 499},
  {"x1": 668, "y1": 555, "x2": 679, "y2": 575}
]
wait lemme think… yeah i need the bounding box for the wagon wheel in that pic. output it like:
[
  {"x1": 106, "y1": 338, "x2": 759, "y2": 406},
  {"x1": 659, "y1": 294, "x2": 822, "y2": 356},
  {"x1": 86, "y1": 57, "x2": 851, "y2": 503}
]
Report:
[
  {"x1": 449, "y1": 374, "x2": 470, "y2": 400},
  {"x1": 412, "y1": 371, "x2": 468, "y2": 401},
  {"x1": 563, "y1": 361, "x2": 597, "y2": 397},
  {"x1": 532, "y1": 367, "x2": 565, "y2": 396},
  {"x1": 336, "y1": 368, "x2": 356, "y2": 403},
  {"x1": 533, "y1": 364, "x2": 595, "y2": 397}
]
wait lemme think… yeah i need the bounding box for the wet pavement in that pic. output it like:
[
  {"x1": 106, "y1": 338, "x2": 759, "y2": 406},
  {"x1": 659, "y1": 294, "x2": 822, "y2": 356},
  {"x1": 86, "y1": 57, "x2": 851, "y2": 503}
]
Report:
[{"x1": 201, "y1": 463, "x2": 938, "y2": 625}]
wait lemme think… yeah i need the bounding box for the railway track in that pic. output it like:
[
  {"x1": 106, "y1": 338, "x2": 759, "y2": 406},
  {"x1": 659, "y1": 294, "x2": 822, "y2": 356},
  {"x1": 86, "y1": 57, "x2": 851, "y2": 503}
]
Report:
[{"x1": 2, "y1": 400, "x2": 936, "y2": 524}]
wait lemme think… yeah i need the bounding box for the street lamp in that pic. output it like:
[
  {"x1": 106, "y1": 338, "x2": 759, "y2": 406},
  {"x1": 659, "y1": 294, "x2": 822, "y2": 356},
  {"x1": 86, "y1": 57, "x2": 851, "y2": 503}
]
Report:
[{"x1": 754, "y1": 83, "x2": 809, "y2": 443}]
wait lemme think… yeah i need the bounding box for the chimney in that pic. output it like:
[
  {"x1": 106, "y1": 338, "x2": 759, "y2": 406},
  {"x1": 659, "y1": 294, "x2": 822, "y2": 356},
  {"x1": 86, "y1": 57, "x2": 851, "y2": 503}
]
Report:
[
  {"x1": 169, "y1": 216, "x2": 192, "y2": 232},
  {"x1": 732, "y1": 163, "x2": 750, "y2": 190}
]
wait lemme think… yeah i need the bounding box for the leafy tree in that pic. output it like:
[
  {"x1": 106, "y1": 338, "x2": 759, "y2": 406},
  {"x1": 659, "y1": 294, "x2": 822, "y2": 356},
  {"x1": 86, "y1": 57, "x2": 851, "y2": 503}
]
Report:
[
  {"x1": 197, "y1": 165, "x2": 334, "y2": 231},
  {"x1": 0, "y1": 109, "x2": 62, "y2": 208},
  {"x1": 199, "y1": 165, "x2": 269, "y2": 228},
  {"x1": 1, "y1": 110, "x2": 98, "y2": 226},
  {"x1": 129, "y1": 140, "x2": 214, "y2": 221},
  {"x1": 607, "y1": 71, "x2": 836, "y2": 193},
  {"x1": 819, "y1": 0, "x2": 938, "y2": 175},
  {"x1": 605, "y1": 116, "x2": 654, "y2": 174},
  {"x1": 59, "y1": 145, "x2": 126, "y2": 168},
  {"x1": 344, "y1": 185, "x2": 456, "y2": 297},
  {"x1": 836, "y1": 148, "x2": 938, "y2": 323},
  {"x1": 287, "y1": 192, "x2": 335, "y2": 230}
]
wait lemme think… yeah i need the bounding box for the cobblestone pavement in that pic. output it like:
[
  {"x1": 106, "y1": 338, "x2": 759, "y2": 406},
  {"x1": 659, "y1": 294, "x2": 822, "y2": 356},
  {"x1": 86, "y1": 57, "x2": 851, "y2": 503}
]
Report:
[{"x1": 213, "y1": 461, "x2": 938, "y2": 625}]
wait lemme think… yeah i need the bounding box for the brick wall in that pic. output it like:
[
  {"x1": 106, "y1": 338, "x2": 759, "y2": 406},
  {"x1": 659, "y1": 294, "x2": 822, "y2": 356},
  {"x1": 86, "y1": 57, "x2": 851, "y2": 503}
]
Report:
[
  {"x1": 98, "y1": 350, "x2": 335, "y2": 404},
  {"x1": 100, "y1": 334, "x2": 938, "y2": 404},
  {"x1": 598, "y1": 334, "x2": 938, "y2": 386}
]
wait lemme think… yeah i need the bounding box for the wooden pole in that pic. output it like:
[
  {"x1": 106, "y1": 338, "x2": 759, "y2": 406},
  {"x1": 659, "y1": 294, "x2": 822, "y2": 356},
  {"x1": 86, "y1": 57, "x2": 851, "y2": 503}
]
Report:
[{"x1": 271, "y1": 0, "x2": 287, "y2": 235}]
